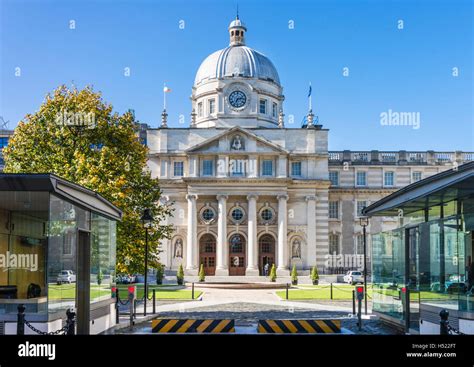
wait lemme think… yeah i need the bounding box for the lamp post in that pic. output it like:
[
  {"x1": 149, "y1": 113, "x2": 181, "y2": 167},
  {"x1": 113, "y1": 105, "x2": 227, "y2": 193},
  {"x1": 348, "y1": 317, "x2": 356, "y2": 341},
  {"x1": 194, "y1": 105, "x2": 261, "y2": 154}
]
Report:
[
  {"x1": 141, "y1": 208, "x2": 153, "y2": 316},
  {"x1": 359, "y1": 215, "x2": 369, "y2": 315}
]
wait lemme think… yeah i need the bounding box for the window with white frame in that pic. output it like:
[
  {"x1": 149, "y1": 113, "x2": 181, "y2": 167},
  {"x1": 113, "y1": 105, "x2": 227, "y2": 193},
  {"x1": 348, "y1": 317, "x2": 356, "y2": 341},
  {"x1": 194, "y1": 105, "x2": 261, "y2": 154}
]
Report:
[
  {"x1": 272, "y1": 102, "x2": 277, "y2": 117},
  {"x1": 328, "y1": 201, "x2": 339, "y2": 219},
  {"x1": 384, "y1": 171, "x2": 394, "y2": 186},
  {"x1": 291, "y1": 161, "x2": 302, "y2": 177},
  {"x1": 329, "y1": 234, "x2": 340, "y2": 255},
  {"x1": 208, "y1": 99, "x2": 215, "y2": 115},
  {"x1": 356, "y1": 201, "x2": 367, "y2": 217},
  {"x1": 262, "y1": 159, "x2": 273, "y2": 176},
  {"x1": 197, "y1": 102, "x2": 203, "y2": 117},
  {"x1": 202, "y1": 159, "x2": 213, "y2": 176},
  {"x1": 173, "y1": 161, "x2": 184, "y2": 177},
  {"x1": 329, "y1": 171, "x2": 339, "y2": 186},
  {"x1": 412, "y1": 171, "x2": 422, "y2": 182},
  {"x1": 259, "y1": 99, "x2": 267, "y2": 114},
  {"x1": 355, "y1": 234, "x2": 365, "y2": 255},
  {"x1": 356, "y1": 171, "x2": 367, "y2": 186}
]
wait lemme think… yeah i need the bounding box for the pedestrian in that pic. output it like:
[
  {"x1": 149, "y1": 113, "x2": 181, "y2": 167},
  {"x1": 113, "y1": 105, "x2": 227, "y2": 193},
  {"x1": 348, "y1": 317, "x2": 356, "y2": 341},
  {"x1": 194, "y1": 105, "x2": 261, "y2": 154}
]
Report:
[{"x1": 264, "y1": 262, "x2": 269, "y2": 277}]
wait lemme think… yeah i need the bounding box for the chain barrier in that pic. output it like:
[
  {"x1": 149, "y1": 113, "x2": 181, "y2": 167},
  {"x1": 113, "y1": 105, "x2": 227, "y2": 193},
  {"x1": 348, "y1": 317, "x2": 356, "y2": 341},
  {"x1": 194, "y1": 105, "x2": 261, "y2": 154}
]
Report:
[
  {"x1": 447, "y1": 324, "x2": 465, "y2": 335},
  {"x1": 25, "y1": 320, "x2": 68, "y2": 335},
  {"x1": 17, "y1": 305, "x2": 75, "y2": 335}
]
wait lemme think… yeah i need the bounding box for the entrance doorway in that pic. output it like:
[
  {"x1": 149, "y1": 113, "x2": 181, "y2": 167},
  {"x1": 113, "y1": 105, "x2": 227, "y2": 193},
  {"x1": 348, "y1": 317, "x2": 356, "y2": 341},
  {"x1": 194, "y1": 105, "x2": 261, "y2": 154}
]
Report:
[
  {"x1": 199, "y1": 234, "x2": 216, "y2": 276},
  {"x1": 229, "y1": 234, "x2": 246, "y2": 276},
  {"x1": 258, "y1": 234, "x2": 275, "y2": 276}
]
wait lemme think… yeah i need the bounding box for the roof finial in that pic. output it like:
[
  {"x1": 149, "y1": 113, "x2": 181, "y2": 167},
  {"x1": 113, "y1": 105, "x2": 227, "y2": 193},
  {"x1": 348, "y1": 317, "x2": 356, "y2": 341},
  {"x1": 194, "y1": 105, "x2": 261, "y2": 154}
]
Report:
[{"x1": 236, "y1": 4, "x2": 239, "y2": 19}]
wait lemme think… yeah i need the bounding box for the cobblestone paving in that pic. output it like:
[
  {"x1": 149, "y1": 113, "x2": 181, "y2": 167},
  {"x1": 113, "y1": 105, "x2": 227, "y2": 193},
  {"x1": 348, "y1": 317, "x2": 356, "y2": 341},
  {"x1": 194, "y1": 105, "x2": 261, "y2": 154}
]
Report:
[{"x1": 127, "y1": 302, "x2": 400, "y2": 335}]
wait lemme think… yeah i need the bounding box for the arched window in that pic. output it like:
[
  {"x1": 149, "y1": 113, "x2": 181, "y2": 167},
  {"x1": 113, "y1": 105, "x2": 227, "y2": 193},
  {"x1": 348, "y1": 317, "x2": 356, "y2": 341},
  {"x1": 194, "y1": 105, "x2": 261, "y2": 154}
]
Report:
[
  {"x1": 259, "y1": 234, "x2": 274, "y2": 253},
  {"x1": 200, "y1": 234, "x2": 216, "y2": 253},
  {"x1": 229, "y1": 234, "x2": 245, "y2": 253}
]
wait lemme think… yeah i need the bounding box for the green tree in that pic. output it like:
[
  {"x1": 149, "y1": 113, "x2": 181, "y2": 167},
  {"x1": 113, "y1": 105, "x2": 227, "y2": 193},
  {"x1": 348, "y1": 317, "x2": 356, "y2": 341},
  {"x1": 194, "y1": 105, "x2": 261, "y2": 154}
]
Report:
[
  {"x1": 3, "y1": 85, "x2": 173, "y2": 274},
  {"x1": 291, "y1": 264, "x2": 298, "y2": 285},
  {"x1": 269, "y1": 264, "x2": 277, "y2": 282},
  {"x1": 177, "y1": 264, "x2": 185, "y2": 285},
  {"x1": 198, "y1": 264, "x2": 205, "y2": 282},
  {"x1": 311, "y1": 266, "x2": 319, "y2": 285}
]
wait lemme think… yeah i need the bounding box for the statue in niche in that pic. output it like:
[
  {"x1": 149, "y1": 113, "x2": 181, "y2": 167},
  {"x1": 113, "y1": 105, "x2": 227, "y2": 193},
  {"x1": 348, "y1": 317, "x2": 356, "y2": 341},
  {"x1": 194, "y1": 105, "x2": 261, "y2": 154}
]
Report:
[
  {"x1": 231, "y1": 135, "x2": 244, "y2": 151},
  {"x1": 174, "y1": 238, "x2": 183, "y2": 258},
  {"x1": 292, "y1": 239, "x2": 301, "y2": 259}
]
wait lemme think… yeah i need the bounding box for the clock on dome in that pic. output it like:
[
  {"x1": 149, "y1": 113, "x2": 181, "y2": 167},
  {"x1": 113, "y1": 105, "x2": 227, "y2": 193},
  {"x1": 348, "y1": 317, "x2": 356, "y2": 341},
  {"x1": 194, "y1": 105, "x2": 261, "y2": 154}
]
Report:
[{"x1": 228, "y1": 90, "x2": 247, "y2": 109}]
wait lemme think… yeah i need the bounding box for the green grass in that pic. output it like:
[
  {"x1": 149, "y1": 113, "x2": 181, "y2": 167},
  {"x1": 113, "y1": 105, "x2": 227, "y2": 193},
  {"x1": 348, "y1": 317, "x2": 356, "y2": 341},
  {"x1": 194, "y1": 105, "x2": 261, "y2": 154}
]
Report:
[
  {"x1": 277, "y1": 284, "x2": 372, "y2": 300},
  {"x1": 47, "y1": 283, "x2": 201, "y2": 301}
]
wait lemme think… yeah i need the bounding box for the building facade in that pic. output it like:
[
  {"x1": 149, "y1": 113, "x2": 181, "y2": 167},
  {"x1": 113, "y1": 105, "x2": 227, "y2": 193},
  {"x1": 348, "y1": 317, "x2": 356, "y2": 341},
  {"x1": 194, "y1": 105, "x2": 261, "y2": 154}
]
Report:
[{"x1": 147, "y1": 17, "x2": 473, "y2": 277}]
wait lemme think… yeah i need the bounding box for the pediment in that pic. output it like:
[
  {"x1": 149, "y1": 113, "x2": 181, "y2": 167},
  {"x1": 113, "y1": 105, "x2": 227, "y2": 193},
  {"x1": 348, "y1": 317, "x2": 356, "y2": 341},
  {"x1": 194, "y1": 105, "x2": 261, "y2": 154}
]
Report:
[{"x1": 185, "y1": 127, "x2": 288, "y2": 154}]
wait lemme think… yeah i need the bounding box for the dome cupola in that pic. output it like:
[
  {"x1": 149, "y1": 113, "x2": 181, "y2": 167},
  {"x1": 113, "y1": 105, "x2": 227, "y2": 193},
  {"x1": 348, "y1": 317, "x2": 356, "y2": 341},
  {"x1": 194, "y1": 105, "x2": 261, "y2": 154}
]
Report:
[{"x1": 228, "y1": 16, "x2": 247, "y2": 46}]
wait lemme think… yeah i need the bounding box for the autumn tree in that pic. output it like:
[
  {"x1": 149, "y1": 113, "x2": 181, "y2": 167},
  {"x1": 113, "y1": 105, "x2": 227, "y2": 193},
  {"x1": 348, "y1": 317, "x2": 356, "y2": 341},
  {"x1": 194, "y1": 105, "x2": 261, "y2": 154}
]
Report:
[{"x1": 3, "y1": 85, "x2": 173, "y2": 274}]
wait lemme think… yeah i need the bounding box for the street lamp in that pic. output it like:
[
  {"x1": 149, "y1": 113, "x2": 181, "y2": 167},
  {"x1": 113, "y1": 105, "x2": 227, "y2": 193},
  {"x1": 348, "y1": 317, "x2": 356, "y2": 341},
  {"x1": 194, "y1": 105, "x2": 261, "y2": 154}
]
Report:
[
  {"x1": 141, "y1": 208, "x2": 154, "y2": 316},
  {"x1": 359, "y1": 215, "x2": 369, "y2": 315}
]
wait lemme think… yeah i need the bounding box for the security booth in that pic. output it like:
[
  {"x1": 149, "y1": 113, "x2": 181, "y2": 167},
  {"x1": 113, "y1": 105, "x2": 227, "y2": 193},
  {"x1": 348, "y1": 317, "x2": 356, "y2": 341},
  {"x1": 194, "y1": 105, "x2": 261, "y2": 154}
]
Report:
[
  {"x1": 363, "y1": 162, "x2": 474, "y2": 334},
  {"x1": 0, "y1": 174, "x2": 122, "y2": 334}
]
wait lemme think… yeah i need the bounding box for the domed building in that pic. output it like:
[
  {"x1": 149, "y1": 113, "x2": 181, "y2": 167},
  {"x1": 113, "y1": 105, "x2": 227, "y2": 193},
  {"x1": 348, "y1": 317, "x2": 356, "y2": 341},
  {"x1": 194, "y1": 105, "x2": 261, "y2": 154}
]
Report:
[{"x1": 147, "y1": 16, "x2": 471, "y2": 279}]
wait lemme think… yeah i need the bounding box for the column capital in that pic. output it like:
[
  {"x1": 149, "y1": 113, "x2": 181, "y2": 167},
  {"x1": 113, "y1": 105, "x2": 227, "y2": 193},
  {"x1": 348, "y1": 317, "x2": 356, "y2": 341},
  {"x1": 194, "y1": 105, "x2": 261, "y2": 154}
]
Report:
[
  {"x1": 305, "y1": 195, "x2": 317, "y2": 202},
  {"x1": 216, "y1": 194, "x2": 228, "y2": 201},
  {"x1": 186, "y1": 194, "x2": 198, "y2": 201},
  {"x1": 246, "y1": 194, "x2": 259, "y2": 201},
  {"x1": 277, "y1": 194, "x2": 289, "y2": 201}
]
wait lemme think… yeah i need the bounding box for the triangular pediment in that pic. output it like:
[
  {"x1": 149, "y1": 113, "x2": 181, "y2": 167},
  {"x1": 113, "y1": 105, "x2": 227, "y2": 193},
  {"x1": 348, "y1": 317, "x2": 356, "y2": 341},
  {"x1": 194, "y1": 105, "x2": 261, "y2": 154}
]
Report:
[{"x1": 185, "y1": 127, "x2": 288, "y2": 154}]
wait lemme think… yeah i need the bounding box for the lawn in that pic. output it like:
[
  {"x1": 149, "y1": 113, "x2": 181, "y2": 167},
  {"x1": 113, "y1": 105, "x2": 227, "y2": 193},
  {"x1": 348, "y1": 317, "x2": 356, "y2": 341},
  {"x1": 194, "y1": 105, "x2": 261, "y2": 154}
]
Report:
[
  {"x1": 48, "y1": 283, "x2": 201, "y2": 301},
  {"x1": 277, "y1": 284, "x2": 371, "y2": 300}
]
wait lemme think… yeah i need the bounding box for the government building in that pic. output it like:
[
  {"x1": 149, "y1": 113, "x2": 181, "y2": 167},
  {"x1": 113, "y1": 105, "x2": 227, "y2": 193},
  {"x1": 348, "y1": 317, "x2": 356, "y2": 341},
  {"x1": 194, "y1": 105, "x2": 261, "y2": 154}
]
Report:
[{"x1": 147, "y1": 16, "x2": 473, "y2": 277}]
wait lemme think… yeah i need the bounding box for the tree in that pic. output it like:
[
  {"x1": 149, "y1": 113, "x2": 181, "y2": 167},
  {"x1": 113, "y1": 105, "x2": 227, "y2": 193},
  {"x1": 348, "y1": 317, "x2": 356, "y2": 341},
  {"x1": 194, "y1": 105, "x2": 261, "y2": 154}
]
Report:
[
  {"x1": 3, "y1": 85, "x2": 173, "y2": 274},
  {"x1": 177, "y1": 264, "x2": 185, "y2": 285},
  {"x1": 269, "y1": 264, "x2": 277, "y2": 282},
  {"x1": 198, "y1": 264, "x2": 205, "y2": 282},
  {"x1": 311, "y1": 266, "x2": 319, "y2": 285},
  {"x1": 291, "y1": 264, "x2": 298, "y2": 285}
]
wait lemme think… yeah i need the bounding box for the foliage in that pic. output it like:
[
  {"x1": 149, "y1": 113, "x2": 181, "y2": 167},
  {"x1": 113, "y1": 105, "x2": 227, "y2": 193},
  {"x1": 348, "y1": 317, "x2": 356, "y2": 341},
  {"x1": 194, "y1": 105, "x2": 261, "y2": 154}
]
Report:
[
  {"x1": 311, "y1": 266, "x2": 319, "y2": 285},
  {"x1": 177, "y1": 264, "x2": 184, "y2": 285},
  {"x1": 198, "y1": 264, "x2": 205, "y2": 282},
  {"x1": 3, "y1": 85, "x2": 173, "y2": 274},
  {"x1": 97, "y1": 269, "x2": 103, "y2": 285},
  {"x1": 156, "y1": 264, "x2": 165, "y2": 285},
  {"x1": 269, "y1": 264, "x2": 277, "y2": 282},
  {"x1": 291, "y1": 264, "x2": 298, "y2": 285}
]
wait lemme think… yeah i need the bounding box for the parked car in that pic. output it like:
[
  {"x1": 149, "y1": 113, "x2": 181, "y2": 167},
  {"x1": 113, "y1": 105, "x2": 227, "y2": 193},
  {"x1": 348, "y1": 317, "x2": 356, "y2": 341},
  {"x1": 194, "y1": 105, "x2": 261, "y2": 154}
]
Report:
[
  {"x1": 343, "y1": 271, "x2": 364, "y2": 285},
  {"x1": 116, "y1": 274, "x2": 131, "y2": 284},
  {"x1": 57, "y1": 270, "x2": 76, "y2": 285}
]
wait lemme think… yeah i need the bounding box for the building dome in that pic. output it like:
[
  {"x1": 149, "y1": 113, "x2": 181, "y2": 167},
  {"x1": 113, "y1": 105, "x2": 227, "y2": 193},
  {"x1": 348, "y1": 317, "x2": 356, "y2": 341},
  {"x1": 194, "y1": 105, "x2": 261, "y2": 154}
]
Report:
[{"x1": 194, "y1": 46, "x2": 281, "y2": 86}]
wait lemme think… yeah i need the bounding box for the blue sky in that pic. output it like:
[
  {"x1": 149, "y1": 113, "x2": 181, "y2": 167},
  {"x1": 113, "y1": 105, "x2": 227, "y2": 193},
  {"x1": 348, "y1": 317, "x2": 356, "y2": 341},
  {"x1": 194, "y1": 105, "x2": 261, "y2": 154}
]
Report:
[{"x1": 0, "y1": 0, "x2": 472, "y2": 150}]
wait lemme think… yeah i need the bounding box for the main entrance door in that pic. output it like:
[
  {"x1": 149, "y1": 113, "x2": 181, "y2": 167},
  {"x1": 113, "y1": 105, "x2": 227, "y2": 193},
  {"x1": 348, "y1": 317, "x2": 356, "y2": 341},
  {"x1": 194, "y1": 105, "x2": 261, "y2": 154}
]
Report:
[
  {"x1": 229, "y1": 234, "x2": 246, "y2": 276},
  {"x1": 199, "y1": 234, "x2": 216, "y2": 276},
  {"x1": 259, "y1": 234, "x2": 276, "y2": 275}
]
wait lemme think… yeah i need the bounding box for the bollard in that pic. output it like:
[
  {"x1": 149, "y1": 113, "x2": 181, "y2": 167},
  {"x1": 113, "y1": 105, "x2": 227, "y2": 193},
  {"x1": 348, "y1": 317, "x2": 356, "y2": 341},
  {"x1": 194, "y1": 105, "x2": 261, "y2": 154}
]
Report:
[
  {"x1": 358, "y1": 294, "x2": 362, "y2": 331},
  {"x1": 17, "y1": 304, "x2": 25, "y2": 335},
  {"x1": 440, "y1": 309, "x2": 449, "y2": 335},
  {"x1": 153, "y1": 289, "x2": 156, "y2": 314},
  {"x1": 286, "y1": 283, "x2": 289, "y2": 300},
  {"x1": 352, "y1": 290, "x2": 356, "y2": 315},
  {"x1": 330, "y1": 283, "x2": 333, "y2": 300},
  {"x1": 192, "y1": 282, "x2": 195, "y2": 300},
  {"x1": 115, "y1": 291, "x2": 120, "y2": 325},
  {"x1": 66, "y1": 308, "x2": 76, "y2": 335}
]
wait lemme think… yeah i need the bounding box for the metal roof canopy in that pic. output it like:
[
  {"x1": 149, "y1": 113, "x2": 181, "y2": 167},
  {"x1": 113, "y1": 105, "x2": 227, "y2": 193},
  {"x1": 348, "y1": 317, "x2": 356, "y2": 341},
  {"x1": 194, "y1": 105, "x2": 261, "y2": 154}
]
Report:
[
  {"x1": 0, "y1": 173, "x2": 122, "y2": 221},
  {"x1": 363, "y1": 161, "x2": 474, "y2": 217}
]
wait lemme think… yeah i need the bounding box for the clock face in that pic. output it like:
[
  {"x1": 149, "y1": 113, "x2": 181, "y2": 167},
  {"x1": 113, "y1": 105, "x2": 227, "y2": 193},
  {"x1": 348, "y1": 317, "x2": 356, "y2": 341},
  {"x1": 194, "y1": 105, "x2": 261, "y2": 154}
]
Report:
[{"x1": 228, "y1": 90, "x2": 247, "y2": 109}]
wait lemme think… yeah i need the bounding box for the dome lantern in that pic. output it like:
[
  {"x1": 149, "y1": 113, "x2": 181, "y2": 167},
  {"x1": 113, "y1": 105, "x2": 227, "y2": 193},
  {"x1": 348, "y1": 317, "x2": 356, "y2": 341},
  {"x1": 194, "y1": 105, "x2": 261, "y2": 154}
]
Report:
[{"x1": 228, "y1": 15, "x2": 247, "y2": 46}]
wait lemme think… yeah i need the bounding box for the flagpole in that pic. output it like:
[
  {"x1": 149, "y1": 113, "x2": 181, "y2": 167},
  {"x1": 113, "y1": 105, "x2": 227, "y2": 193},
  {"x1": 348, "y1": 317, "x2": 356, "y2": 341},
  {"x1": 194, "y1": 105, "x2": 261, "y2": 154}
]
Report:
[
  {"x1": 163, "y1": 83, "x2": 167, "y2": 110},
  {"x1": 309, "y1": 82, "x2": 312, "y2": 111}
]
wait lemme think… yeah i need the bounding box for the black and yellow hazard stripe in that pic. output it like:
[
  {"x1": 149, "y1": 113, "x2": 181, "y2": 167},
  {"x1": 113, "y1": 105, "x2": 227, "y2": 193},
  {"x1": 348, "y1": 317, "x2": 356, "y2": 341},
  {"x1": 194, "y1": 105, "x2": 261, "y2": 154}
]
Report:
[
  {"x1": 257, "y1": 319, "x2": 341, "y2": 333},
  {"x1": 151, "y1": 319, "x2": 235, "y2": 333}
]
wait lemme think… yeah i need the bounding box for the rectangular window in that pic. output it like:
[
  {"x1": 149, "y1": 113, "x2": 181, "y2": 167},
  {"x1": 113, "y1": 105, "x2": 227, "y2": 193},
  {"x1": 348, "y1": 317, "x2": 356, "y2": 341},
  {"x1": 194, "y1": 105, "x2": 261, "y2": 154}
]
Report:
[
  {"x1": 173, "y1": 161, "x2": 184, "y2": 177},
  {"x1": 291, "y1": 161, "x2": 302, "y2": 176},
  {"x1": 230, "y1": 159, "x2": 245, "y2": 176},
  {"x1": 208, "y1": 99, "x2": 215, "y2": 115},
  {"x1": 384, "y1": 171, "x2": 394, "y2": 186},
  {"x1": 198, "y1": 102, "x2": 203, "y2": 117},
  {"x1": 329, "y1": 234, "x2": 340, "y2": 255},
  {"x1": 412, "y1": 171, "x2": 422, "y2": 182},
  {"x1": 329, "y1": 201, "x2": 339, "y2": 219},
  {"x1": 262, "y1": 160, "x2": 273, "y2": 176},
  {"x1": 356, "y1": 171, "x2": 367, "y2": 186},
  {"x1": 329, "y1": 171, "x2": 339, "y2": 186},
  {"x1": 272, "y1": 102, "x2": 277, "y2": 117},
  {"x1": 355, "y1": 234, "x2": 365, "y2": 255},
  {"x1": 0, "y1": 137, "x2": 9, "y2": 149},
  {"x1": 357, "y1": 201, "x2": 367, "y2": 217},
  {"x1": 203, "y1": 159, "x2": 213, "y2": 176},
  {"x1": 259, "y1": 99, "x2": 267, "y2": 114}
]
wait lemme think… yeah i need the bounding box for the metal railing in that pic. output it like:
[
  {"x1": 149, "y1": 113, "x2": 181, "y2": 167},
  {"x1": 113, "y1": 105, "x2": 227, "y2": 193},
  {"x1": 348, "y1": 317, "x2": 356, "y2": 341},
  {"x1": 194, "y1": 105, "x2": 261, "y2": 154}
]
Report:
[{"x1": 17, "y1": 304, "x2": 75, "y2": 335}]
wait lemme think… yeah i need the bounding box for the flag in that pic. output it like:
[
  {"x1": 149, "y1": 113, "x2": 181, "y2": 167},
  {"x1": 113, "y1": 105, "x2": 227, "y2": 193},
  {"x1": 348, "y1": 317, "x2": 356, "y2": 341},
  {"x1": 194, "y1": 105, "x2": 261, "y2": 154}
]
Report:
[
  {"x1": 308, "y1": 83, "x2": 312, "y2": 98},
  {"x1": 163, "y1": 86, "x2": 172, "y2": 93}
]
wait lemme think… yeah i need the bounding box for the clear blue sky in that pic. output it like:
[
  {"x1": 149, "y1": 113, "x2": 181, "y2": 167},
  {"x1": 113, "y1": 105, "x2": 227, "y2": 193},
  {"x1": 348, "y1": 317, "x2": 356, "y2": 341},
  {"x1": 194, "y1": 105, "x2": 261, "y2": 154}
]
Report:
[{"x1": 1, "y1": 0, "x2": 472, "y2": 150}]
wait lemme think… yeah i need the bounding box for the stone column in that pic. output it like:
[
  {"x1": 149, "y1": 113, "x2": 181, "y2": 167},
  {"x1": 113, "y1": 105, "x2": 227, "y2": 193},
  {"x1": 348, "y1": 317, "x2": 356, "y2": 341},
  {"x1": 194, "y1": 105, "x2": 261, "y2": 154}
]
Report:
[
  {"x1": 306, "y1": 195, "x2": 317, "y2": 268},
  {"x1": 186, "y1": 194, "x2": 198, "y2": 274},
  {"x1": 215, "y1": 194, "x2": 229, "y2": 276},
  {"x1": 246, "y1": 194, "x2": 259, "y2": 275},
  {"x1": 277, "y1": 194, "x2": 289, "y2": 275}
]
